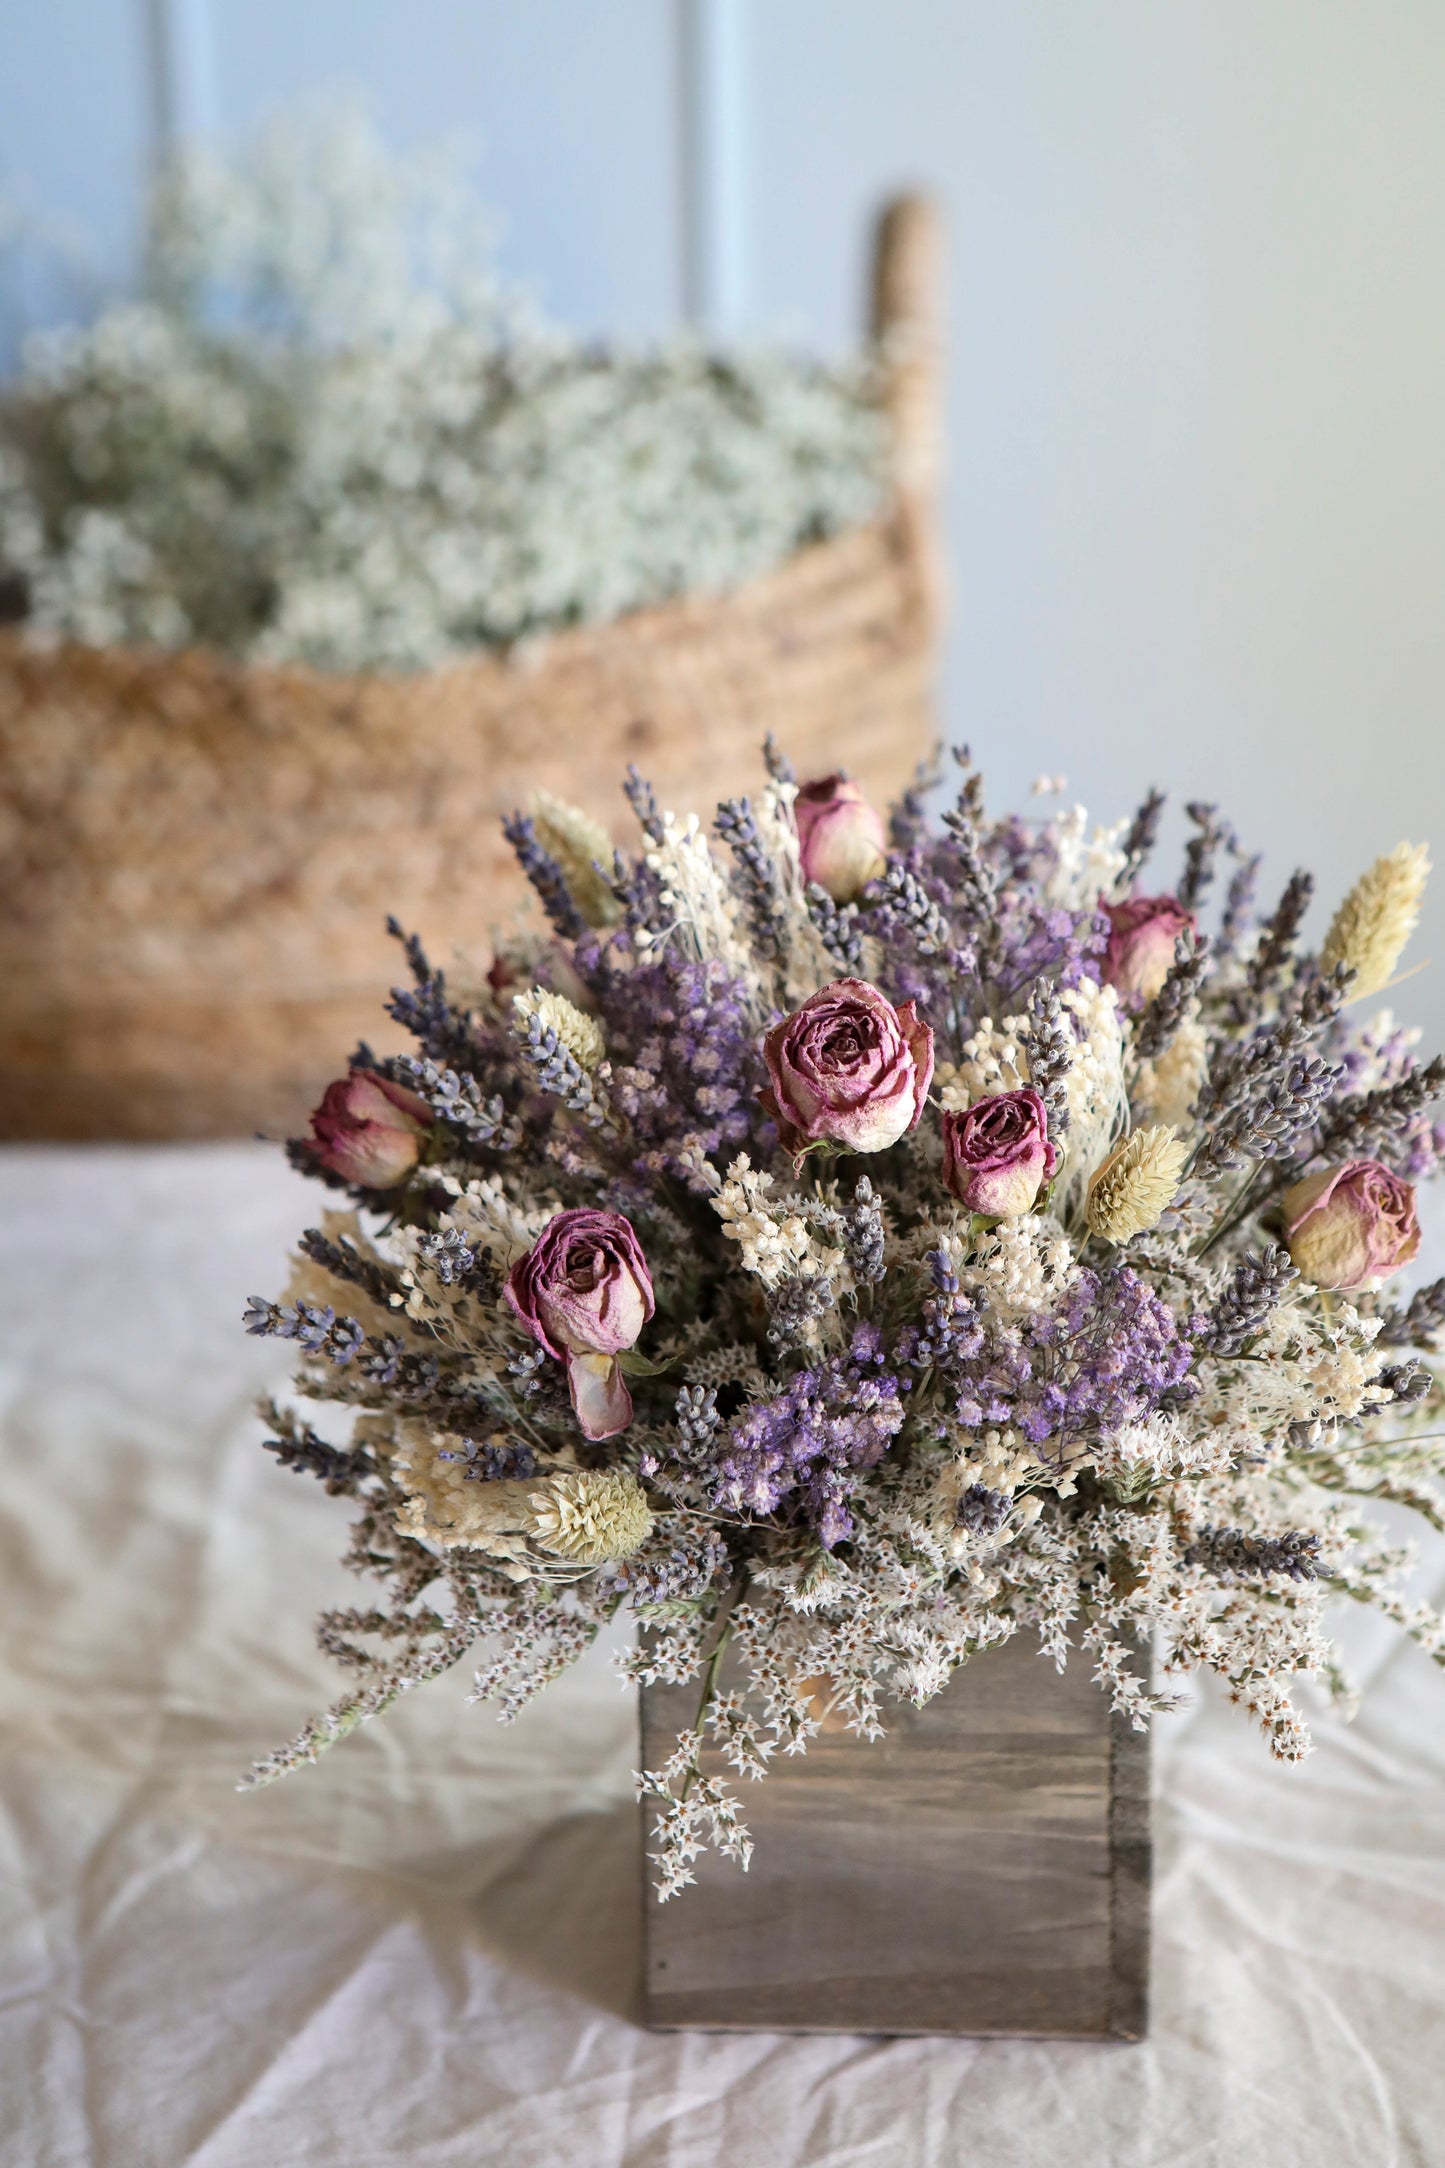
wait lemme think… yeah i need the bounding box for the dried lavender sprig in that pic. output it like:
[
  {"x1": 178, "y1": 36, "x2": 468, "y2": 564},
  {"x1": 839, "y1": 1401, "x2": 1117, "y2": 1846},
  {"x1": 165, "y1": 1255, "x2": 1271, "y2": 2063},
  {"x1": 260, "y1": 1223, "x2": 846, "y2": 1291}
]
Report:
[
  {"x1": 1196, "y1": 1244, "x2": 1298, "y2": 1356},
  {"x1": 1186, "y1": 1525, "x2": 1322, "y2": 1582},
  {"x1": 763, "y1": 733, "x2": 794, "y2": 784},
  {"x1": 414, "y1": 1227, "x2": 491, "y2": 1290},
  {"x1": 766, "y1": 1272, "x2": 838, "y2": 1348},
  {"x1": 955, "y1": 1484, "x2": 1011, "y2": 1535},
  {"x1": 1239, "y1": 870, "x2": 1314, "y2": 1014},
  {"x1": 715, "y1": 795, "x2": 785, "y2": 959},
  {"x1": 888, "y1": 742, "x2": 943, "y2": 851},
  {"x1": 1117, "y1": 786, "x2": 1166, "y2": 891},
  {"x1": 298, "y1": 1227, "x2": 407, "y2": 1311},
  {"x1": 243, "y1": 1299, "x2": 441, "y2": 1396},
  {"x1": 674, "y1": 1383, "x2": 722, "y2": 1464},
  {"x1": 502, "y1": 813, "x2": 584, "y2": 939},
  {"x1": 244, "y1": 1296, "x2": 366, "y2": 1363},
  {"x1": 383, "y1": 919, "x2": 476, "y2": 1067},
  {"x1": 384, "y1": 1054, "x2": 514, "y2": 1147},
  {"x1": 624, "y1": 764, "x2": 666, "y2": 845},
  {"x1": 1377, "y1": 1276, "x2": 1445, "y2": 1350},
  {"x1": 1179, "y1": 801, "x2": 1232, "y2": 912},
  {"x1": 940, "y1": 799, "x2": 997, "y2": 923},
  {"x1": 865, "y1": 862, "x2": 954, "y2": 959},
  {"x1": 843, "y1": 1175, "x2": 887, "y2": 1285},
  {"x1": 1216, "y1": 851, "x2": 1262, "y2": 962},
  {"x1": 804, "y1": 882, "x2": 865, "y2": 970},
  {"x1": 1134, "y1": 932, "x2": 1210, "y2": 1063},
  {"x1": 1366, "y1": 1362, "x2": 1434, "y2": 1411},
  {"x1": 1021, "y1": 979, "x2": 1072, "y2": 1135},
  {"x1": 262, "y1": 1405, "x2": 376, "y2": 1496},
  {"x1": 439, "y1": 1436, "x2": 538, "y2": 1482},
  {"x1": 514, "y1": 1015, "x2": 611, "y2": 1127},
  {"x1": 950, "y1": 742, "x2": 985, "y2": 822},
  {"x1": 1315, "y1": 1054, "x2": 1445, "y2": 1163},
  {"x1": 1192, "y1": 979, "x2": 1348, "y2": 1177}
]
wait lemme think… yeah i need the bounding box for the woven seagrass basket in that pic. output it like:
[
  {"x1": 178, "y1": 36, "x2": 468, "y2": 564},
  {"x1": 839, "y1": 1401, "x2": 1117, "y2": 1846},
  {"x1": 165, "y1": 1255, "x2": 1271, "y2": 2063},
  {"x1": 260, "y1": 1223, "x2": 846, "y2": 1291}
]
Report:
[{"x1": 0, "y1": 197, "x2": 942, "y2": 1141}]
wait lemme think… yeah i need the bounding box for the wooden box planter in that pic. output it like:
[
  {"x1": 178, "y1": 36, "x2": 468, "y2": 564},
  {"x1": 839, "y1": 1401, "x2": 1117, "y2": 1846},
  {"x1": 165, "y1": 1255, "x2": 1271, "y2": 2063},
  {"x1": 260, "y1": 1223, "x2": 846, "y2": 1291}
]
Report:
[
  {"x1": 0, "y1": 199, "x2": 941, "y2": 1144},
  {"x1": 641, "y1": 1631, "x2": 1150, "y2": 2040}
]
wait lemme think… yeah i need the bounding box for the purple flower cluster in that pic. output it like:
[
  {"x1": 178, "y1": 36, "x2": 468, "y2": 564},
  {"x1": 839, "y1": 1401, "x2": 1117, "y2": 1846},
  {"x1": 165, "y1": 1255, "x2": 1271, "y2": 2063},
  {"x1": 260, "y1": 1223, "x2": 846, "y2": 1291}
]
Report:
[
  {"x1": 586, "y1": 942, "x2": 758, "y2": 1187},
  {"x1": 712, "y1": 1322, "x2": 907, "y2": 1547},
  {"x1": 915, "y1": 1265, "x2": 1196, "y2": 1455}
]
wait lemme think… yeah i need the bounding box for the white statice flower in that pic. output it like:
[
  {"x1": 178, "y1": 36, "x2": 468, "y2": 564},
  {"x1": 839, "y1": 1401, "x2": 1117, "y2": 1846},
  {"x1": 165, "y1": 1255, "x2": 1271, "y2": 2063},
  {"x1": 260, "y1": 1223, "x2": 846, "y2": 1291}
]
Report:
[
  {"x1": 712, "y1": 1154, "x2": 842, "y2": 1290},
  {"x1": 1132, "y1": 1015, "x2": 1208, "y2": 1130},
  {"x1": 1089, "y1": 1411, "x2": 1234, "y2": 1487},
  {"x1": 1054, "y1": 979, "x2": 1130, "y2": 1220},
  {"x1": 640, "y1": 811, "x2": 760, "y2": 994},
  {"x1": 1196, "y1": 1297, "x2": 1387, "y2": 1441},
  {"x1": 956, "y1": 1213, "x2": 1077, "y2": 1323},
  {"x1": 938, "y1": 1013, "x2": 1031, "y2": 1108},
  {"x1": 1043, "y1": 803, "x2": 1130, "y2": 908},
  {"x1": 428, "y1": 1174, "x2": 556, "y2": 1270}
]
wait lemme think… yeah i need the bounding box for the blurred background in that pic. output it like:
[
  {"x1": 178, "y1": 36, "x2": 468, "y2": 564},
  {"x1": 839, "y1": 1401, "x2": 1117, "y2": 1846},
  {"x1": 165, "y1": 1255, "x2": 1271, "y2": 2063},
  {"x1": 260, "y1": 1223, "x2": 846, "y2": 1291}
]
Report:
[{"x1": 2, "y1": 0, "x2": 1443, "y2": 1051}]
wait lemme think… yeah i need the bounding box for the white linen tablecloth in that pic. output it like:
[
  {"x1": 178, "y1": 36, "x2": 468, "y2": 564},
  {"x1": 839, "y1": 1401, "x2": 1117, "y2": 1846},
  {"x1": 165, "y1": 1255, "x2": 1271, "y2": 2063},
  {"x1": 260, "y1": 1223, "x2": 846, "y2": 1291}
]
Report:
[{"x1": 1, "y1": 1144, "x2": 1442, "y2": 2168}]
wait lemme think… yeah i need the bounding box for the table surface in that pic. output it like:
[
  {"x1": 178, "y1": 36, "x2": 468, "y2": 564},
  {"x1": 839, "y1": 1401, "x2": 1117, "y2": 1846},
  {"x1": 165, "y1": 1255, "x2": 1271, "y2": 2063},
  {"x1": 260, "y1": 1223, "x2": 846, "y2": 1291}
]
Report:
[{"x1": 1, "y1": 1144, "x2": 1442, "y2": 2168}]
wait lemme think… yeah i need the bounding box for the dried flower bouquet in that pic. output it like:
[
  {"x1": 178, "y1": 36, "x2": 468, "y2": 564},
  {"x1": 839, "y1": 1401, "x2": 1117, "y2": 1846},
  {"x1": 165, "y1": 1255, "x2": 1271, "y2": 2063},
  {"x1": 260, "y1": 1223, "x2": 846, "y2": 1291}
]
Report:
[{"x1": 244, "y1": 746, "x2": 1445, "y2": 1898}]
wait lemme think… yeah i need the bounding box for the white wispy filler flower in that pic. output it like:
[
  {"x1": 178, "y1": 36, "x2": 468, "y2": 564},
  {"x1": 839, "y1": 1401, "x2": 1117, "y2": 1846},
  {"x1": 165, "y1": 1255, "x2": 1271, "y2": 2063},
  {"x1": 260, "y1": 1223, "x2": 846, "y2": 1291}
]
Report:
[
  {"x1": 1321, "y1": 842, "x2": 1430, "y2": 998},
  {"x1": 243, "y1": 736, "x2": 1445, "y2": 1905},
  {"x1": 1085, "y1": 1127, "x2": 1190, "y2": 1243},
  {"x1": 526, "y1": 1470, "x2": 654, "y2": 1563},
  {"x1": 713, "y1": 1154, "x2": 840, "y2": 1289},
  {"x1": 0, "y1": 101, "x2": 889, "y2": 671},
  {"x1": 511, "y1": 986, "x2": 606, "y2": 1072}
]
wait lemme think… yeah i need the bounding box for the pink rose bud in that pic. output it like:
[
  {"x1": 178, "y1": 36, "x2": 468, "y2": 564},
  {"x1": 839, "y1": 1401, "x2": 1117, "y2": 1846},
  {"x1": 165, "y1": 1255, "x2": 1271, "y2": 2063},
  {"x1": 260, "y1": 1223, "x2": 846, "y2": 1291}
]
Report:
[
  {"x1": 795, "y1": 774, "x2": 889, "y2": 903},
  {"x1": 1101, "y1": 894, "x2": 1196, "y2": 1004},
  {"x1": 941, "y1": 1089, "x2": 1060, "y2": 1218},
  {"x1": 307, "y1": 1071, "x2": 431, "y2": 1188},
  {"x1": 760, "y1": 977, "x2": 935, "y2": 1163},
  {"x1": 1281, "y1": 1159, "x2": 1421, "y2": 1291},
  {"x1": 504, "y1": 1208, "x2": 655, "y2": 1440}
]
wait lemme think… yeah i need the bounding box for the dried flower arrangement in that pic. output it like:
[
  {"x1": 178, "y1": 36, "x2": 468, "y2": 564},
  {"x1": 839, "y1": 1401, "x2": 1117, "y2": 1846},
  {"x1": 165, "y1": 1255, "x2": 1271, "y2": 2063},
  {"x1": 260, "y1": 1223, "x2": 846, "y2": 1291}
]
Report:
[
  {"x1": 243, "y1": 744, "x2": 1444, "y2": 1900},
  {"x1": 0, "y1": 105, "x2": 887, "y2": 671}
]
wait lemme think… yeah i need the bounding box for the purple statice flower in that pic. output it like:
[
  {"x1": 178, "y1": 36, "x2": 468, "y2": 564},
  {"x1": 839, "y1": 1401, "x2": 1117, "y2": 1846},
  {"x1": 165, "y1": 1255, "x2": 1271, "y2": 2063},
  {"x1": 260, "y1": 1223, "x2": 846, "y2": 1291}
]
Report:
[
  {"x1": 712, "y1": 1322, "x2": 907, "y2": 1547},
  {"x1": 589, "y1": 941, "x2": 758, "y2": 1186},
  {"x1": 942, "y1": 1265, "x2": 1196, "y2": 1456},
  {"x1": 992, "y1": 895, "x2": 1108, "y2": 1001}
]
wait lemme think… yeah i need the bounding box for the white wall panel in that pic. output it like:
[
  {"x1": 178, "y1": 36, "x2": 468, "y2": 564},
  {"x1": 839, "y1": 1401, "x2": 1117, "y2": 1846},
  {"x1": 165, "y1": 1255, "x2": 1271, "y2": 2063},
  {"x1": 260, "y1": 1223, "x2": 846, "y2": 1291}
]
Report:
[
  {"x1": 206, "y1": 0, "x2": 681, "y2": 334},
  {"x1": 0, "y1": 0, "x2": 153, "y2": 359},
  {"x1": 749, "y1": 2, "x2": 1445, "y2": 1046}
]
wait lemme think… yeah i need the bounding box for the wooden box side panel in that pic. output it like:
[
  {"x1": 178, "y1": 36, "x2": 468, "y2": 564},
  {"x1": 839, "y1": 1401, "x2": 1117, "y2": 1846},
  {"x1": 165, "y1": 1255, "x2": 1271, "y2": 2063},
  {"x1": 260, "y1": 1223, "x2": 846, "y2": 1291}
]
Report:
[{"x1": 642, "y1": 1631, "x2": 1150, "y2": 2039}]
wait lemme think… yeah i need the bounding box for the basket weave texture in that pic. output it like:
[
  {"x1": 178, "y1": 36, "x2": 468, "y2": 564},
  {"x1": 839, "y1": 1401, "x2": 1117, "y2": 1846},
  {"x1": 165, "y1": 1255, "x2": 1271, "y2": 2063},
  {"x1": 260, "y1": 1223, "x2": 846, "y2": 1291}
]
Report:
[{"x1": 0, "y1": 199, "x2": 942, "y2": 1141}]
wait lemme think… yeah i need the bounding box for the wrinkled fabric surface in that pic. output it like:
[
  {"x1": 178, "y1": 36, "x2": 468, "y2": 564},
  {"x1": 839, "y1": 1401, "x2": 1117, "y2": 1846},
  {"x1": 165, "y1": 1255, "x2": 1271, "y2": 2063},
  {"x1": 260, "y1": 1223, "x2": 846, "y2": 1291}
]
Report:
[{"x1": 0, "y1": 1143, "x2": 1442, "y2": 2168}]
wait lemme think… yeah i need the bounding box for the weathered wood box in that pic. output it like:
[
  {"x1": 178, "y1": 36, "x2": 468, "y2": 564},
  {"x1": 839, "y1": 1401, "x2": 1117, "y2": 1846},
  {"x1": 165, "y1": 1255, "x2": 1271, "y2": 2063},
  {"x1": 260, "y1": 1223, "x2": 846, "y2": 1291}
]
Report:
[{"x1": 641, "y1": 1631, "x2": 1149, "y2": 2039}]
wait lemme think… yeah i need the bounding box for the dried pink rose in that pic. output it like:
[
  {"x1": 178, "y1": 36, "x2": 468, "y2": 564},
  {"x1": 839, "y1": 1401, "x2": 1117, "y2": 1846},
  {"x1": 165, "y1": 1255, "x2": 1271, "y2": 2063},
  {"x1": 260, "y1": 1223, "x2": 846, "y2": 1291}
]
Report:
[
  {"x1": 1281, "y1": 1159, "x2": 1421, "y2": 1291},
  {"x1": 504, "y1": 1208, "x2": 655, "y2": 1439},
  {"x1": 1101, "y1": 894, "x2": 1195, "y2": 1004},
  {"x1": 761, "y1": 977, "x2": 934, "y2": 1162},
  {"x1": 941, "y1": 1089, "x2": 1059, "y2": 1217},
  {"x1": 794, "y1": 774, "x2": 889, "y2": 903},
  {"x1": 307, "y1": 1071, "x2": 431, "y2": 1188}
]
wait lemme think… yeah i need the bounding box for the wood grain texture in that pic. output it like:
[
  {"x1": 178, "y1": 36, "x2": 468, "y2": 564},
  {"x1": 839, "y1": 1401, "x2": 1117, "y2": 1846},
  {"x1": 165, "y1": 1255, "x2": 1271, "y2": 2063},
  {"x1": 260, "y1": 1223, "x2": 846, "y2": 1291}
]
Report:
[{"x1": 641, "y1": 1629, "x2": 1150, "y2": 2038}]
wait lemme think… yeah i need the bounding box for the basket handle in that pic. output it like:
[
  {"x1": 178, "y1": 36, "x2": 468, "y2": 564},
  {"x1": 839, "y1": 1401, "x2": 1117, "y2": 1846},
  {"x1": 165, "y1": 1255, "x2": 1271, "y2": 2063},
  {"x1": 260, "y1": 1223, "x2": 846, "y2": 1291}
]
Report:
[{"x1": 871, "y1": 194, "x2": 943, "y2": 506}]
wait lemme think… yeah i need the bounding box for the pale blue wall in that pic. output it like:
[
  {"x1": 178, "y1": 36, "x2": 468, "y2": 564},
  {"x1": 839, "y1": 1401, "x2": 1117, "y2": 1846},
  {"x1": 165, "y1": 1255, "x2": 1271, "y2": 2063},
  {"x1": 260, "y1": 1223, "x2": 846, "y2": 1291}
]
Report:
[{"x1": 3, "y1": 1, "x2": 1444, "y2": 1043}]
